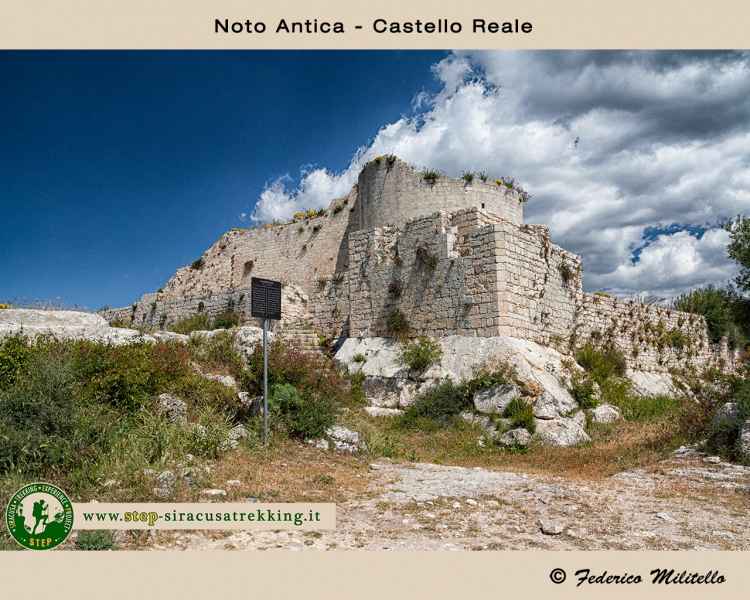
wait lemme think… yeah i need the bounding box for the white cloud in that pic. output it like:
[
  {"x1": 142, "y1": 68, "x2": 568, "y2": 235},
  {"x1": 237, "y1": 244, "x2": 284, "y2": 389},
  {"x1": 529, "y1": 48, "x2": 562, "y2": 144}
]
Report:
[{"x1": 249, "y1": 51, "x2": 750, "y2": 297}]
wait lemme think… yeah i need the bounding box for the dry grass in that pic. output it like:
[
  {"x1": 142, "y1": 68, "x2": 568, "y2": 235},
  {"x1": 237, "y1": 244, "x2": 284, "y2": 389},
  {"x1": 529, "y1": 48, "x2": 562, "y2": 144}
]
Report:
[
  {"x1": 205, "y1": 439, "x2": 371, "y2": 503},
  {"x1": 342, "y1": 410, "x2": 687, "y2": 480}
]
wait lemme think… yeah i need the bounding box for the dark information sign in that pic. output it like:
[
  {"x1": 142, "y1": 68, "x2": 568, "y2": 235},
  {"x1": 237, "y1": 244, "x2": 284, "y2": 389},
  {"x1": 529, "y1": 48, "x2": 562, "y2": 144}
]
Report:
[{"x1": 250, "y1": 277, "x2": 282, "y2": 321}]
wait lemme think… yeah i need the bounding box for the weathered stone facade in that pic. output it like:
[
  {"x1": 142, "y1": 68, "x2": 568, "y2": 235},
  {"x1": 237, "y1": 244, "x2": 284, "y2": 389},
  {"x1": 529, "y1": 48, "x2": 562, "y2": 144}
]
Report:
[{"x1": 103, "y1": 156, "x2": 733, "y2": 373}]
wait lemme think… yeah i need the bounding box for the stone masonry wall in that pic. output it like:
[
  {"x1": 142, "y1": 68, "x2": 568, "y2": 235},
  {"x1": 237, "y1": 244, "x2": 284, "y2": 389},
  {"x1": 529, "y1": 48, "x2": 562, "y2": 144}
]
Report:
[
  {"x1": 353, "y1": 157, "x2": 525, "y2": 232},
  {"x1": 494, "y1": 221, "x2": 582, "y2": 344},
  {"x1": 101, "y1": 285, "x2": 310, "y2": 332},
  {"x1": 348, "y1": 208, "x2": 503, "y2": 338},
  {"x1": 158, "y1": 187, "x2": 357, "y2": 302},
  {"x1": 572, "y1": 293, "x2": 731, "y2": 372}
]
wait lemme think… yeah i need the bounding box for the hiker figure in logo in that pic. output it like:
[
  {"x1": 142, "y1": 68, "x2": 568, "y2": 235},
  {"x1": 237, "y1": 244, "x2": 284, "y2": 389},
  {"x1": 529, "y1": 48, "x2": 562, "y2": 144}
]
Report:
[{"x1": 31, "y1": 499, "x2": 49, "y2": 534}]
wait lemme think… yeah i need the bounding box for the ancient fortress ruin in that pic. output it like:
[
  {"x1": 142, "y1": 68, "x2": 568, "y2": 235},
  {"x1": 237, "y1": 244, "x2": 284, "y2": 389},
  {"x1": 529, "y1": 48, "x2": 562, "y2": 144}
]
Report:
[{"x1": 104, "y1": 157, "x2": 734, "y2": 374}]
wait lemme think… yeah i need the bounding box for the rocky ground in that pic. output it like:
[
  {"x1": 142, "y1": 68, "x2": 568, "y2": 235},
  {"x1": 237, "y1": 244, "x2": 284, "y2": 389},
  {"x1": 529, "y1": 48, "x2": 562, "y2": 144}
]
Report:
[{"x1": 147, "y1": 446, "x2": 749, "y2": 551}]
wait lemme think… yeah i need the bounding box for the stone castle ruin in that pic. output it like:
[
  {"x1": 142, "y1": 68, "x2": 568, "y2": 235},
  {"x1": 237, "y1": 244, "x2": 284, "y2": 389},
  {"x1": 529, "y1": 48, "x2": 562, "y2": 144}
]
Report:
[{"x1": 103, "y1": 156, "x2": 734, "y2": 375}]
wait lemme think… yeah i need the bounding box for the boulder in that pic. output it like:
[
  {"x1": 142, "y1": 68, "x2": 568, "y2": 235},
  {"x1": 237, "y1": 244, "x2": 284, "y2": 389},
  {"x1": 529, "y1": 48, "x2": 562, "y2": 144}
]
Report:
[
  {"x1": 325, "y1": 426, "x2": 364, "y2": 453},
  {"x1": 335, "y1": 336, "x2": 578, "y2": 416},
  {"x1": 221, "y1": 424, "x2": 249, "y2": 451},
  {"x1": 233, "y1": 326, "x2": 272, "y2": 361},
  {"x1": 156, "y1": 393, "x2": 187, "y2": 424},
  {"x1": 202, "y1": 373, "x2": 237, "y2": 389},
  {"x1": 459, "y1": 411, "x2": 498, "y2": 437},
  {"x1": 153, "y1": 470, "x2": 176, "y2": 498},
  {"x1": 473, "y1": 384, "x2": 520, "y2": 415},
  {"x1": 533, "y1": 390, "x2": 577, "y2": 420},
  {"x1": 627, "y1": 370, "x2": 676, "y2": 397},
  {"x1": 497, "y1": 427, "x2": 531, "y2": 448},
  {"x1": 365, "y1": 406, "x2": 403, "y2": 417},
  {"x1": 0, "y1": 309, "x2": 154, "y2": 345},
  {"x1": 539, "y1": 518, "x2": 565, "y2": 535},
  {"x1": 535, "y1": 417, "x2": 591, "y2": 447},
  {"x1": 712, "y1": 402, "x2": 738, "y2": 427},
  {"x1": 589, "y1": 403, "x2": 622, "y2": 424}
]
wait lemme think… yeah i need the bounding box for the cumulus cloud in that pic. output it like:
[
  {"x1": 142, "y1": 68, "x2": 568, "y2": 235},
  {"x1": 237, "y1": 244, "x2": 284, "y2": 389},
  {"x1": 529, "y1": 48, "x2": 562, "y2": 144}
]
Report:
[{"x1": 249, "y1": 51, "x2": 750, "y2": 297}]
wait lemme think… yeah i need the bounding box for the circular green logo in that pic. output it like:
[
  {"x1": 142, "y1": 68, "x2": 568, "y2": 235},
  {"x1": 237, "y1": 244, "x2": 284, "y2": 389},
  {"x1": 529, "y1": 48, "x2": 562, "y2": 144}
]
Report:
[{"x1": 5, "y1": 482, "x2": 74, "y2": 550}]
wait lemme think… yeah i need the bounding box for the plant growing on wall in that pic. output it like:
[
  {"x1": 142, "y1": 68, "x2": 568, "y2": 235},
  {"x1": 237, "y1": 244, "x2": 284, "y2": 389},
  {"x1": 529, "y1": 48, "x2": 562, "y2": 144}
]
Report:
[
  {"x1": 558, "y1": 261, "x2": 575, "y2": 285},
  {"x1": 415, "y1": 245, "x2": 438, "y2": 271},
  {"x1": 191, "y1": 257, "x2": 204, "y2": 270},
  {"x1": 461, "y1": 171, "x2": 474, "y2": 184},
  {"x1": 478, "y1": 172, "x2": 488, "y2": 182},
  {"x1": 421, "y1": 169, "x2": 440, "y2": 186},
  {"x1": 386, "y1": 309, "x2": 411, "y2": 340},
  {"x1": 400, "y1": 337, "x2": 443, "y2": 373}
]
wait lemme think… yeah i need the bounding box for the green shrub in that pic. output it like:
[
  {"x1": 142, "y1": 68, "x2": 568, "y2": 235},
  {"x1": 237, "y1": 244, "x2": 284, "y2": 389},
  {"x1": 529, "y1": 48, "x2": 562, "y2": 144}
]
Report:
[
  {"x1": 212, "y1": 310, "x2": 240, "y2": 330},
  {"x1": 190, "y1": 257, "x2": 204, "y2": 270},
  {"x1": 353, "y1": 353, "x2": 366, "y2": 363},
  {"x1": 674, "y1": 285, "x2": 749, "y2": 348},
  {"x1": 615, "y1": 394, "x2": 682, "y2": 422},
  {"x1": 462, "y1": 363, "x2": 516, "y2": 399},
  {"x1": 570, "y1": 373, "x2": 599, "y2": 409},
  {"x1": 575, "y1": 343, "x2": 627, "y2": 385},
  {"x1": 0, "y1": 337, "x2": 243, "y2": 482},
  {"x1": 421, "y1": 169, "x2": 440, "y2": 185},
  {"x1": 705, "y1": 376, "x2": 750, "y2": 461},
  {"x1": 386, "y1": 310, "x2": 410, "y2": 339},
  {"x1": 0, "y1": 336, "x2": 31, "y2": 389},
  {"x1": 503, "y1": 397, "x2": 536, "y2": 433},
  {"x1": 400, "y1": 337, "x2": 442, "y2": 372},
  {"x1": 399, "y1": 380, "x2": 469, "y2": 429},
  {"x1": 170, "y1": 313, "x2": 211, "y2": 334},
  {"x1": 270, "y1": 383, "x2": 336, "y2": 439},
  {"x1": 75, "y1": 530, "x2": 116, "y2": 551},
  {"x1": 461, "y1": 171, "x2": 474, "y2": 184}
]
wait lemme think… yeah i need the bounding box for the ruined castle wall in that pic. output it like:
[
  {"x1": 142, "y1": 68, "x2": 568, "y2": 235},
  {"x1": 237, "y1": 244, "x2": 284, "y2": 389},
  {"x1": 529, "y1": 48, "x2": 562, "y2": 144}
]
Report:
[
  {"x1": 353, "y1": 159, "x2": 524, "y2": 232},
  {"x1": 348, "y1": 209, "x2": 502, "y2": 338},
  {"x1": 493, "y1": 222, "x2": 582, "y2": 344},
  {"x1": 158, "y1": 189, "x2": 356, "y2": 302},
  {"x1": 572, "y1": 294, "x2": 727, "y2": 372},
  {"x1": 103, "y1": 285, "x2": 310, "y2": 332}
]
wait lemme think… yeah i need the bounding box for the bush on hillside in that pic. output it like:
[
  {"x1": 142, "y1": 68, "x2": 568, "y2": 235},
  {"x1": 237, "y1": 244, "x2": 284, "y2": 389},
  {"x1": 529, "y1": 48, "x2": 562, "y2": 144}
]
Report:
[
  {"x1": 270, "y1": 383, "x2": 336, "y2": 439},
  {"x1": 400, "y1": 337, "x2": 442, "y2": 373}
]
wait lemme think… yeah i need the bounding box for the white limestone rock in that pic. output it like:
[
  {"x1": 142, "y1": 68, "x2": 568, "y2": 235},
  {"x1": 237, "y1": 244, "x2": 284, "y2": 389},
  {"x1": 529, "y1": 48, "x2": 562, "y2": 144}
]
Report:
[
  {"x1": 497, "y1": 428, "x2": 531, "y2": 448},
  {"x1": 473, "y1": 384, "x2": 520, "y2": 415},
  {"x1": 589, "y1": 403, "x2": 622, "y2": 424},
  {"x1": 365, "y1": 406, "x2": 403, "y2": 417},
  {"x1": 156, "y1": 393, "x2": 187, "y2": 424},
  {"x1": 233, "y1": 326, "x2": 272, "y2": 361},
  {"x1": 535, "y1": 417, "x2": 591, "y2": 447},
  {"x1": 0, "y1": 309, "x2": 155, "y2": 345},
  {"x1": 627, "y1": 370, "x2": 676, "y2": 397},
  {"x1": 326, "y1": 426, "x2": 364, "y2": 453},
  {"x1": 459, "y1": 411, "x2": 498, "y2": 437},
  {"x1": 533, "y1": 390, "x2": 577, "y2": 420},
  {"x1": 335, "y1": 336, "x2": 577, "y2": 414}
]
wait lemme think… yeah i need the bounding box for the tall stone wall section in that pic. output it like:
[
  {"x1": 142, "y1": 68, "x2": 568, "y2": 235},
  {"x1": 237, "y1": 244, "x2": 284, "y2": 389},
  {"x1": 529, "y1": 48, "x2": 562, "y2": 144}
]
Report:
[
  {"x1": 353, "y1": 158, "x2": 524, "y2": 232},
  {"x1": 158, "y1": 188, "x2": 357, "y2": 302},
  {"x1": 348, "y1": 208, "x2": 503, "y2": 338},
  {"x1": 494, "y1": 222, "x2": 582, "y2": 344}
]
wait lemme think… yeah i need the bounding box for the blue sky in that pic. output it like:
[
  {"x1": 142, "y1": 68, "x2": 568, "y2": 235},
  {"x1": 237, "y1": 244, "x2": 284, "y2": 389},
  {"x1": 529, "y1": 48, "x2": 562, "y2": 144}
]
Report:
[
  {"x1": 2, "y1": 51, "x2": 747, "y2": 306},
  {"x1": 0, "y1": 51, "x2": 445, "y2": 309}
]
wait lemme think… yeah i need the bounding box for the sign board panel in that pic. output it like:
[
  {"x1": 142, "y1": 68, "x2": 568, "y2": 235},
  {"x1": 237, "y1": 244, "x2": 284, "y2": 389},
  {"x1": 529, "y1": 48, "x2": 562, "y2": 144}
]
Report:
[{"x1": 250, "y1": 277, "x2": 282, "y2": 321}]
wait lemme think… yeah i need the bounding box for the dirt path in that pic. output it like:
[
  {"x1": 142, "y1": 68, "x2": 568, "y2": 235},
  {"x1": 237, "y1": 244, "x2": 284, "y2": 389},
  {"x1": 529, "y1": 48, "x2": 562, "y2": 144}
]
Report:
[{"x1": 158, "y1": 447, "x2": 749, "y2": 551}]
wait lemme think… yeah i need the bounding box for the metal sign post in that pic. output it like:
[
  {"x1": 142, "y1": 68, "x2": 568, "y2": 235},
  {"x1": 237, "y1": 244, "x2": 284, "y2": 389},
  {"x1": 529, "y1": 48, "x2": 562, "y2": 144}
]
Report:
[
  {"x1": 250, "y1": 277, "x2": 282, "y2": 446},
  {"x1": 262, "y1": 317, "x2": 269, "y2": 445}
]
